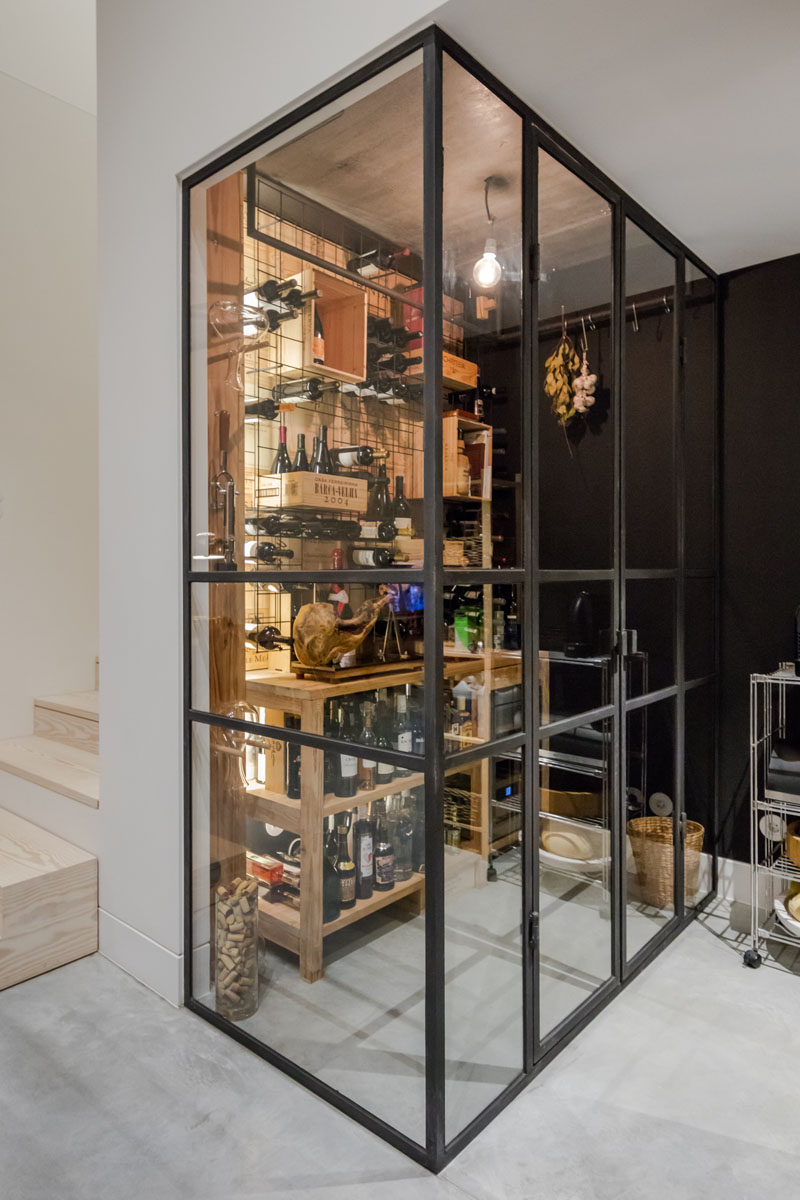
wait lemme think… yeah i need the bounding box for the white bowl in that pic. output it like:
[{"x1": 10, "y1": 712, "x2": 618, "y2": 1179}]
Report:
[{"x1": 774, "y1": 892, "x2": 800, "y2": 938}]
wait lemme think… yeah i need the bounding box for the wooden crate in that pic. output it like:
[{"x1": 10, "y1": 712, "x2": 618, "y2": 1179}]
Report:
[
  {"x1": 442, "y1": 412, "x2": 492, "y2": 499},
  {"x1": 257, "y1": 471, "x2": 368, "y2": 514},
  {"x1": 304, "y1": 268, "x2": 367, "y2": 383},
  {"x1": 407, "y1": 349, "x2": 478, "y2": 391}
]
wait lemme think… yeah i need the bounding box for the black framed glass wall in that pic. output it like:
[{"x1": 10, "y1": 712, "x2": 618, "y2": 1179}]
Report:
[{"x1": 183, "y1": 26, "x2": 718, "y2": 1172}]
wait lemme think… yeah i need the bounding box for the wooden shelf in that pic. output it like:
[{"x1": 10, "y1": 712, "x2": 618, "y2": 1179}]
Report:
[
  {"x1": 258, "y1": 871, "x2": 425, "y2": 945},
  {"x1": 245, "y1": 771, "x2": 425, "y2": 831}
]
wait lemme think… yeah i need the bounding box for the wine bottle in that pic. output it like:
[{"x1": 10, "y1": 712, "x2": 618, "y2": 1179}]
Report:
[
  {"x1": 284, "y1": 714, "x2": 301, "y2": 799},
  {"x1": 352, "y1": 806, "x2": 374, "y2": 900},
  {"x1": 292, "y1": 433, "x2": 309, "y2": 472},
  {"x1": 244, "y1": 397, "x2": 278, "y2": 421},
  {"x1": 322, "y1": 851, "x2": 341, "y2": 922},
  {"x1": 392, "y1": 476, "x2": 412, "y2": 533},
  {"x1": 272, "y1": 377, "x2": 323, "y2": 403},
  {"x1": 367, "y1": 314, "x2": 393, "y2": 341},
  {"x1": 411, "y1": 789, "x2": 425, "y2": 873},
  {"x1": 256, "y1": 277, "x2": 298, "y2": 303},
  {"x1": 375, "y1": 694, "x2": 395, "y2": 784},
  {"x1": 280, "y1": 287, "x2": 316, "y2": 310},
  {"x1": 325, "y1": 815, "x2": 339, "y2": 863},
  {"x1": 311, "y1": 425, "x2": 334, "y2": 475},
  {"x1": 411, "y1": 695, "x2": 425, "y2": 755},
  {"x1": 394, "y1": 689, "x2": 414, "y2": 776},
  {"x1": 334, "y1": 445, "x2": 374, "y2": 468},
  {"x1": 242, "y1": 541, "x2": 295, "y2": 563},
  {"x1": 359, "y1": 707, "x2": 378, "y2": 790},
  {"x1": 245, "y1": 625, "x2": 292, "y2": 652},
  {"x1": 366, "y1": 463, "x2": 393, "y2": 522},
  {"x1": 324, "y1": 702, "x2": 340, "y2": 796},
  {"x1": 271, "y1": 425, "x2": 292, "y2": 474},
  {"x1": 505, "y1": 594, "x2": 521, "y2": 651},
  {"x1": 264, "y1": 308, "x2": 297, "y2": 334},
  {"x1": 376, "y1": 352, "x2": 422, "y2": 374},
  {"x1": 334, "y1": 827, "x2": 356, "y2": 909},
  {"x1": 394, "y1": 798, "x2": 414, "y2": 882},
  {"x1": 335, "y1": 703, "x2": 358, "y2": 799},
  {"x1": 313, "y1": 309, "x2": 325, "y2": 365},
  {"x1": 347, "y1": 248, "x2": 395, "y2": 277},
  {"x1": 350, "y1": 547, "x2": 395, "y2": 568},
  {"x1": 373, "y1": 801, "x2": 395, "y2": 892}
]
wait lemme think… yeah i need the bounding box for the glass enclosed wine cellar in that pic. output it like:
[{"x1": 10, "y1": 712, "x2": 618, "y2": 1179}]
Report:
[{"x1": 184, "y1": 27, "x2": 719, "y2": 1170}]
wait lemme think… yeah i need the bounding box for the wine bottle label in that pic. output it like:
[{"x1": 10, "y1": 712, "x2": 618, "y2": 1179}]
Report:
[
  {"x1": 340, "y1": 754, "x2": 358, "y2": 778},
  {"x1": 339, "y1": 874, "x2": 356, "y2": 903},
  {"x1": 338, "y1": 451, "x2": 358, "y2": 467},
  {"x1": 374, "y1": 854, "x2": 395, "y2": 886},
  {"x1": 397, "y1": 731, "x2": 412, "y2": 753},
  {"x1": 394, "y1": 517, "x2": 412, "y2": 533},
  {"x1": 378, "y1": 761, "x2": 393, "y2": 777},
  {"x1": 361, "y1": 757, "x2": 376, "y2": 769},
  {"x1": 359, "y1": 838, "x2": 373, "y2": 875},
  {"x1": 359, "y1": 523, "x2": 380, "y2": 539}
]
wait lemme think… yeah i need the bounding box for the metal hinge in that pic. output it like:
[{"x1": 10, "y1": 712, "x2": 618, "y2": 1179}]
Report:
[
  {"x1": 529, "y1": 243, "x2": 540, "y2": 283},
  {"x1": 527, "y1": 910, "x2": 539, "y2": 947}
]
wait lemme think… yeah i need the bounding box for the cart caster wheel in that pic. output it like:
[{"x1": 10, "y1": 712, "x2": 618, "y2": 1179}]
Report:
[
  {"x1": 487, "y1": 860, "x2": 498, "y2": 882},
  {"x1": 743, "y1": 949, "x2": 762, "y2": 969}
]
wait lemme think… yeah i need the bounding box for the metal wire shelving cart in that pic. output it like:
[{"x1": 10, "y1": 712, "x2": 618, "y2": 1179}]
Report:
[{"x1": 745, "y1": 666, "x2": 800, "y2": 967}]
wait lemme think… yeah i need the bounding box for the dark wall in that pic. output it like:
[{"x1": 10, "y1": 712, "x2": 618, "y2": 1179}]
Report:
[{"x1": 720, "y1": 253, "x2": 800, "y2": 860}]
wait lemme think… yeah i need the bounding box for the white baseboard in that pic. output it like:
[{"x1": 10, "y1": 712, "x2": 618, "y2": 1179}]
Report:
[
  {"x1": 99, "y1": 909, "x2": 183, "y2": 1007},
  {"x1": 716, "y1": 854, "x2": 752, "y2": 905}
]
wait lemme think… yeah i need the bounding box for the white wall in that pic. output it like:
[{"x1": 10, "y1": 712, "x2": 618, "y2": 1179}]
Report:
[
  {"x1": 0, "y1": 70, "x2": 98, "y2": 737},
  {"x1": 97, "y1": 0, "x2": 439, "y2": 1003}
]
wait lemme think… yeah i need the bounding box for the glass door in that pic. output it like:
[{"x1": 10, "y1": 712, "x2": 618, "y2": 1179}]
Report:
[
  {"x1": 621, "y1": 220, "x2": 681, "y2": 970},
  {"x1": 536, "y1": 148, "x2": 617, "y2": 1044}
]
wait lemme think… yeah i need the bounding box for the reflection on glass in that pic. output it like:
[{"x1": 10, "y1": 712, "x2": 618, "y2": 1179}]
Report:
[
  {"x1": 538, "y1": 717, "x2": 612, "y2": 1038},
  {"x1": 442, "y1": 56, "x2": 522, "y2": 568},
  {"x1": 192, "y1": 721, "x2": 426, "y2": 1140},
  {"x1": 445, "y1": 752, "x2": 523, "y2": 1138},
  {"x1": 684, "y1": 685, "x2": 714, "y2": 906},
  {"x1": 538, "y1": 151, "x2": 614, "y2": 570},
  {"x1": 685, "y1": 576, "x2": 715, "y2": 681},
  {"x1": 685, "y1": 264, "x2": 716, "y2": 571},
  {"x1": 192, "y1": 53, "x2": 426, "y2": 576},
  {"x1": 626, "y1": 697, "x2": 676, "y2": 959},
  {"x1": 192, "y1": 581, "x2": 427, "y2": 757},
  {"x1": 625, "y1": 578, "x2": 675, "y2": 696},
  {"x1": 539, "y1": 582, "x2": 613, "y2": 722},
  {"x1": 624, "y1": 221, "x2": 676, "y2": 569},
  {"x1": 443, "y1": 582, "x2": 523, "y2": 754}
]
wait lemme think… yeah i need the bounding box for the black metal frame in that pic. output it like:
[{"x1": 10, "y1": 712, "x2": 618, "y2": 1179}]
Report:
[{"x1": 181, "y1": 23, "x2": 720, "y2": 1174}]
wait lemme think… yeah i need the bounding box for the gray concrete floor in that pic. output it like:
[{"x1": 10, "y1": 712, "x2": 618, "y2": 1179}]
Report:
[{"x1": 1, "y1": 899, "x2": 798, "y2": 1199}]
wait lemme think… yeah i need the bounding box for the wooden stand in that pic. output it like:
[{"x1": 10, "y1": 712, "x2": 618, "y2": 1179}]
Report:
[{"x1": 246, "y1": 649, "x2": 520, "y2": 981}]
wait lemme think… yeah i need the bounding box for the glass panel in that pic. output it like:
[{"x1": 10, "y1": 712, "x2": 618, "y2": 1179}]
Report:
[
  {"x1": 684, "y1": 264, "x2": 716, "y2": 571},
  {"x1": 539, "y1": 581, "x2": 613, "y2": 722},
  {"x1": 442, "y1": 56, "x2": 523, "y2": 568},
  {"x1": 685, "y1": 576, "x2": 715, "y2": 681},
  {"x1": 538, "y1": 152, "x2": 614, "y2": 571},
  {"x1": 625, "y1": 696, "x2": 676, "y2": 959},
  {"x1": 190, "y1": 53, "x2": 425, "y2": 577},
  {"x1": 443, "y1": 582, "x2": 523, "y2": 753},
  {"x1": 444, "y1": 751, "x2": 523, "y2": 1138},
  {"x1": 191, "y1": 580, "x2": 427, "y2": 758},
  {"x1": 624, "y1": 221, "x2": 676, "y2": 569},
  {"x1": 538, "y1": 716, "x2": 612, "y2": 1037},
  {"x1": 625, "y1": 578, "x2": 676, "y2": 696},
  {"x1": 684, "y1": 685, "x2": 715, "y2": 907},
  {"x1": 191, "y1": 720, "x2": 426, "y2": 1141}
]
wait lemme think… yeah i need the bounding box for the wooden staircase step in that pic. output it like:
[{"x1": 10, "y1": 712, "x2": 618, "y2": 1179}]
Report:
[
  {"x1": 34, "y1": 691, "x2": 99, "y2": 753},
  {"x1": 0, "y1": 807, "x2": 97, "y2": 990},
  {"x1": 0, "y1": 737, "x2": 99, "y2": 808}
]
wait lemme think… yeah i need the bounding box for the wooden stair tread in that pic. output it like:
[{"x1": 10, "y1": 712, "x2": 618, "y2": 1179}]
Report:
[
  {"x1": 0, "y1": 808, "x2": 97, "y2": 989},
  {"x1": 34, "y1": 691, "x2": 99, "y2": 722},
  {"x1": 0, "y1": 736, "x2": 99, "y2": 808}
]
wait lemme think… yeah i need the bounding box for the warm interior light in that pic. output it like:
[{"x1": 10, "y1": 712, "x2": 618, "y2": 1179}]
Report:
[{"x1": 473, "y1": 237, "x2": 502, "y2": 289}]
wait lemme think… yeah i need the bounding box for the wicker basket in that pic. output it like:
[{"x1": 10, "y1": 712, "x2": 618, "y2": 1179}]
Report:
[
  {"x1": 627, "y1": 816, "x2": 704, "y2": 908},
  {"x1": 785, "y1": 820, "x2": 800, "y2": 869}
]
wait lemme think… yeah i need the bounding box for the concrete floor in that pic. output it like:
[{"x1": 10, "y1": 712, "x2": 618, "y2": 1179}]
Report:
[{"x1": 1, "y1": 899, "x2": 798, "y2": 1199}]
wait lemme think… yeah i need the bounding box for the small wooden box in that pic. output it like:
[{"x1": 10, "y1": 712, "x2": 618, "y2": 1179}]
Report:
[
  {"x1": 406, "y1": 350, "x2": 478, "y2": 391},
  {"x1": 443, "y1": 539, "x2": 467, "y2": 566},
  {"x1": 442, "y1": 412, "x2": 492, "y2": 499},
  {"x1": 303, "y1": 268, "x2": 367, "y2": 383},
  {"x1": 257, "y1": 471, "x2": 368, "y2": 514}
]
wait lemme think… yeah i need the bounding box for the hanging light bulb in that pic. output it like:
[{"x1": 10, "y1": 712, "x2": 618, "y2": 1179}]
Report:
[
  {"x1": 472, "y1": 176, "x2": 503, "y2": 289},
  {"x1": 473, "y1": 237, "x2": 502, "y2": 288}
]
